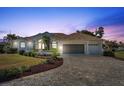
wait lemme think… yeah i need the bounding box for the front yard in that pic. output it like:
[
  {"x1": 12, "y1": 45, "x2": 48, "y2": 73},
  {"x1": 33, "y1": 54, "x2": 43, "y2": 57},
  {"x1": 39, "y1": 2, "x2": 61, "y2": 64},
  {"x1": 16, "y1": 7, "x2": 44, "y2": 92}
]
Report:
[
  {"x1": 115, "y1": 51, "x2": 124, "y2": 60},
  {"x1": 1, "y1": 55, "x2": 124, "y2": 86},
  {"x1": 0, "y1": 54, "x2": 43, "y2": 70},
  {"x1": 0, "y1": 54, "x2": 63, "y2": 83}
]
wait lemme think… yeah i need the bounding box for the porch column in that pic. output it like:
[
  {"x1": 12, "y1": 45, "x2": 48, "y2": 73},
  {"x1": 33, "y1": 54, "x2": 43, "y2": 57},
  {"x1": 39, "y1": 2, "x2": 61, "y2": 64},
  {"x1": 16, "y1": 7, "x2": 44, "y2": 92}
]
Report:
[{"x1": 86, "y1": 41, "x2": 89, "y2": 55}]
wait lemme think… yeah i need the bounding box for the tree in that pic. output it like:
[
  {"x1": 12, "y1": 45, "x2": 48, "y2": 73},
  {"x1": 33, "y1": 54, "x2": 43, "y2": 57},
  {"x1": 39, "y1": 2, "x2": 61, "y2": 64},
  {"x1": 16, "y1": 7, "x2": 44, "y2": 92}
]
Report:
[
  {"x1": 95, "y1": 27, "x2": 104, "y2": 38},
  {"x1": 81, "y1": 30, "x2": 95, "y2": 36},
  {"x1": 104, "y1": 40, "x2": 119, "y2": 51},
  {"x1": 3, "y1": 34, "x2": 19, "y2": 48},
  {"x1": 76, "y1": 30, "x2": 80, "y2": 33},
  {"x1": 119, "y1": 41, "x2": 124, "y2": 47},
  {"x1": 42, "y1": 35, "x2": 50, "y2": 50},
  {"x1": 4, "y1": 34, "x2": 18, "y2": 41},
  {"x1": 77, "y1": 30, "x2": 95, "y2": 36}
]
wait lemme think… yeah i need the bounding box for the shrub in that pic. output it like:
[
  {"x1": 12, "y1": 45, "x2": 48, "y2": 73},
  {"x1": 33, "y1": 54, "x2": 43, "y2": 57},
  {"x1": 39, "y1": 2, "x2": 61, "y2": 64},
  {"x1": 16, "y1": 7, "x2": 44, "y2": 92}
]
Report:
[
  {"x1": 103, "y1": 51, "x2": 115, "y2": 57},
  {"x1": 24, "y1": 52, "x2": 28, "y2": 56},
  {"x1": 0, "y1": 66, "x2": 30, "y2": 82},
  {"x1": 20, "y1": 66, "x2": 30, "y2": 73},
  {"x1": 27, "y1": 52, "x2": 32, "y2": 57},
  {"x1": 0, "y1": 67, "x2": 21, "y2": 81},
  {"x1": 0, "y1": 44, "x2": 5, "y2": 53},
  {"x1": 43, "y1": 58, "x2": 55, "y2": 64},
  {"x1": 23, "y1": 51, "x2": 37, "y2": 57},
  {"x1": 6, "y1": 67, "x2": 21, "y2": 78},
  {"x1": 31, "y1": 52, "x2": 37, "y2": 57},
  {"x1": 22, "y1": 51, "x2": 37, "y2": 57},
  {"x1": 19, "y1": 50, "x2": 25, "y2": 55},
  {"x1": 0, "y1": 69, "x2": 7, "y2": 81},
  {"x1": 50, "y1": 48, "x2": 60, "y2": 59},
  {"x1": 52, "y1": 53, "x2": 58, "y2": 60},
  {"x1": 6, "y1": 48, "x2": 17, "y2": 54}
]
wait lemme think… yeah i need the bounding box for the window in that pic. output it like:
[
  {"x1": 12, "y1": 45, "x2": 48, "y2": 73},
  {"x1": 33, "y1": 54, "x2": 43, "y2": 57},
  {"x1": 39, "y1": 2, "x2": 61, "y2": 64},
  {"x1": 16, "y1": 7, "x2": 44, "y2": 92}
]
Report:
[
  {"x1": 13, "y1": 41, "x2": 18, "y2": 48},
  {"x1": 20, "y1": 42, "x2": 26, "y2": 48},
  {"x1": 52, "y1": 41, "x2": 57, "y2": 48},
  {"x1": 42, "y1": 43, "x2": 45, "y2": 49},
  {"x1": 28, "y1": 41, "x2": 32, "y2": 48},
  {"x1": 38, "y1": 39, "x2": 42, "y2": 49},
  {"x1": 38, "y1": 43, "x2": 41, "y2": 49}
]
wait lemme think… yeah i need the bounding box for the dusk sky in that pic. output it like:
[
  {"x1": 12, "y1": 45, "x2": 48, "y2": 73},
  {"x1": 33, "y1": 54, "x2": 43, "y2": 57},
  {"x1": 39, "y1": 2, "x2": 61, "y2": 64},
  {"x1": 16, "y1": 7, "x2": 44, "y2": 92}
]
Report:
[{"x1": 0, "y1": 7, "x2": 124, "y2": 42}]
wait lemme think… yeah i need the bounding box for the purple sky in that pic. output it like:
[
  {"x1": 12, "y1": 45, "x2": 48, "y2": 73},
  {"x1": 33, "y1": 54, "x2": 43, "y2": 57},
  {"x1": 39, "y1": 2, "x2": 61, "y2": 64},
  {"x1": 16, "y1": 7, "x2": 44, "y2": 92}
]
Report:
[{"x1": 0, "y1": 7, "x2": 124, "y2": 42}]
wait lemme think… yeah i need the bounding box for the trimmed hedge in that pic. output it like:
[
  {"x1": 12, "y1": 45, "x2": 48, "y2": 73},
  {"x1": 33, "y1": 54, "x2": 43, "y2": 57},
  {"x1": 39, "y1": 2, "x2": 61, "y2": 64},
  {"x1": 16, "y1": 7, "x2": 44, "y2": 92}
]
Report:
[
  {"x1": 19, "y1": 50, "x2": 25, "y2": 55},
  {"x1": 23, "y1": 52, "x2": 37, "y2": 57},
  {"x1": 103, "y1": 51, "x2": 115, "y2": 57},
  {"x1": 6, "y1": 48, "x2": 18, "y2": 54},
  {"x1": 0, "y1": 44, "x2": 5, "y2": 53}
]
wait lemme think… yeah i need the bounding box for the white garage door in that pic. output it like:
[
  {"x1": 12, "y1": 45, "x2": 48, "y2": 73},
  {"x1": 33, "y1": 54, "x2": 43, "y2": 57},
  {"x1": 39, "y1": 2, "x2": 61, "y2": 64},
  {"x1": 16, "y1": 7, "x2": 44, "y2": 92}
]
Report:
[{"x1": 88, "y1": 44, "x2": 100, "y2": 55}]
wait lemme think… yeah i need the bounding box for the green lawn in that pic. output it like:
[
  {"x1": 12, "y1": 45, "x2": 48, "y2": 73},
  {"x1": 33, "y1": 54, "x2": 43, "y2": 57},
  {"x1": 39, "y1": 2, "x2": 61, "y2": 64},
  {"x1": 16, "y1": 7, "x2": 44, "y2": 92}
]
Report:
[
  {"x1": 115, "y1": 51, "x2": 124, "y2": 60},
  {"x1": 0, "y1": 54, "x2": 44, "y2": 69}
]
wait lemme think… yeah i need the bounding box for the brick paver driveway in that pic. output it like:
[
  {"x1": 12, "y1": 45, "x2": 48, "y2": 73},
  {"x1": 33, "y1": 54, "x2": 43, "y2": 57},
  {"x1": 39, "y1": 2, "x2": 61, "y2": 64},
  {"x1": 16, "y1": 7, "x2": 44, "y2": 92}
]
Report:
[{"x1": 1, "y1": 55, "x2": 124, "y2": 86}]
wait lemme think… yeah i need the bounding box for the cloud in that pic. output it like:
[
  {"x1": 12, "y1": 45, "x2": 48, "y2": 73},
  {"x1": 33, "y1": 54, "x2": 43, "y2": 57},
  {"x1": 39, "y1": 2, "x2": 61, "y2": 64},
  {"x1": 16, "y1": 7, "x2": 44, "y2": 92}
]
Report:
[
  {"x1": 102, "y1": 25, "x2": 124, "y2": 41},
  {"x1": 0, "y1": 30, "x2": 8, "y2": 39}
]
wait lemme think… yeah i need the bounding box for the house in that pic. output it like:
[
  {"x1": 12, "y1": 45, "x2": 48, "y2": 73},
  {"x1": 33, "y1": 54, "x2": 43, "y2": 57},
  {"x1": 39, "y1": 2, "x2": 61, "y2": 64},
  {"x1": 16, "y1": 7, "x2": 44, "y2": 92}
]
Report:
[
  {"x1": 118, "y1": 47, "x2": 124, "y2": 51},
  {"x1": 12, "y1": 32, "x2": 103, "y2": 55}
]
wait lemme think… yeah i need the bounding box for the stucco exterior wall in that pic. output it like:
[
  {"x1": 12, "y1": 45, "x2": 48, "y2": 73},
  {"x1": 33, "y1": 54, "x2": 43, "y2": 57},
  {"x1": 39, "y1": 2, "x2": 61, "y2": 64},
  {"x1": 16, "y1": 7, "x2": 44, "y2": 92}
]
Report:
[{"x1": 12, "y1": 32, "x2": 103, "y2": 55}]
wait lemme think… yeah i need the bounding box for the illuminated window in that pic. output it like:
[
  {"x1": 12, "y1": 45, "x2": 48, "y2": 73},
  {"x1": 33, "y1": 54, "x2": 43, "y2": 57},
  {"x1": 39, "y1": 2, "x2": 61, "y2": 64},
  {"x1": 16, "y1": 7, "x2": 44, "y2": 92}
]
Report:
[
  {"x1": 42, "y1": 43, "x2": 45, "y2": 49},
  {"x1": 52, "y1": 41, "x2": 57, "y2": 48},
  {"x1": 20, "y1": 42, "x2": 25, "y2": 48},
  {"x1": 13, "y1": 41, "x2": 18, "y2": 48},
  {"x1": 38, "y1": 39, "x2": 42, "y2": 49},
  {"x1": 28, "y1": 41, "x2": 32, "y2": 48},
  {"x1": 38, "y1": 43, "x2": 41, "y2": 49}
]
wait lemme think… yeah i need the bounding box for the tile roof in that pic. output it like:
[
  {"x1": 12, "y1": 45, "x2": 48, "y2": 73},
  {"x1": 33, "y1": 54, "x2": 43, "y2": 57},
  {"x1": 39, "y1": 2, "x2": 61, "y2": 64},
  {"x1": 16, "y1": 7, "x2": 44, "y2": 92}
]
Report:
[
  {"x1": 52, "y1": 33, "x2": 67, "y2": 40},
  {"x1": 52, "y1": 32, "x2": 102, "y2": 41},
  {"x1": 16, "y1": 32, "x2": 102, "y2": 41}
]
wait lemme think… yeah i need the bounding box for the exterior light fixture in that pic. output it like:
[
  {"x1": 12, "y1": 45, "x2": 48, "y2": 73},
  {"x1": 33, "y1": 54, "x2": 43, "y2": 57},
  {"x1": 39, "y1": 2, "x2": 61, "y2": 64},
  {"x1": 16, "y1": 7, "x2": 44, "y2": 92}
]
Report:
[
  {"x1": 13, "y1": 41, "x2": 18, "y2": 48},
  {"x1": 28, "y1": 41, "x2": 32, "y2": 45},
  {"x1": 59, "y1": 46, "x2": 63, "y2": 54}
]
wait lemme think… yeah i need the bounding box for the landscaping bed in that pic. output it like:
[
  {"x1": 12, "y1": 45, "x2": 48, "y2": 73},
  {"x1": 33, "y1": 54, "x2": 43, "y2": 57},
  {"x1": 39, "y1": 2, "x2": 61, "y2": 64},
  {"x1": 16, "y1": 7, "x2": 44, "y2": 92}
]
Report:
[
  {"x1": 0, "y1": 54, "x2": 63, "y2": 83},
  {"x1": 0, "y1": 58, "x2": 63, "y2": 82},
  {"x1": 23, "y1": 58, "x2": 63, "y2": 76}
]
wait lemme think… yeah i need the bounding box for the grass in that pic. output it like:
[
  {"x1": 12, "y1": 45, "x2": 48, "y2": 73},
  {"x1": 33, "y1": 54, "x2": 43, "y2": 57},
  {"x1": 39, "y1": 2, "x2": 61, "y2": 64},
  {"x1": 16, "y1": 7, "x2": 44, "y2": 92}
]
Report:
[
  {"x1": 115, "y1": 51, "x2": 124, "y2": 60},
  {"x1": 0, "y1": 54, "x2": 44, "y2": 70}
]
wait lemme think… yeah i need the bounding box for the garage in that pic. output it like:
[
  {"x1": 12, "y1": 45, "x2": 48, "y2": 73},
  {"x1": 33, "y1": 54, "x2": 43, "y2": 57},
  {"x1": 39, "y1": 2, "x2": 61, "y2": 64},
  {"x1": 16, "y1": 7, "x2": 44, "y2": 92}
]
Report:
[
  {"x1": 88, "y1": 44, "x2": 100, "y2": 55},
  {"x1": 63, "y1": 44, "x2": 84, "y2": 54}
]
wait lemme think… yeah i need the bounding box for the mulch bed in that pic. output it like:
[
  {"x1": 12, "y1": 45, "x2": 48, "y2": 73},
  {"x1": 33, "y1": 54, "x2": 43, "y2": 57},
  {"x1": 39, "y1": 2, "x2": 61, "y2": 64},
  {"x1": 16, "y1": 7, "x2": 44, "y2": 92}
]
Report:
[
  {"x1": 22, "y1": 58, "x2": 63, "y2": 76},
  {"x1": 0, "y1": 58, "x2": 63, "y2": 83}
]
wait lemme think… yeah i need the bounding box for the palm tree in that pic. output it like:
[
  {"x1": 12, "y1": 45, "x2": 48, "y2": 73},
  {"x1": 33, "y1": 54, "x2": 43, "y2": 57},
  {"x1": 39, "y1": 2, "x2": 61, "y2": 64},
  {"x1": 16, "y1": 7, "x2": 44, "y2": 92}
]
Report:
[
  {"x1": 119, "y1": 41, "x2": 124, "y2": 47},
  {"x1": 42, "y1": 35, "x2": 50, "y2": 50},
  {"x1": 3, "y1": 34, "x2": 18, "y2": 48},
  {"x1": 95, "y1": 27, "x2": 104, "y2": 38}
]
